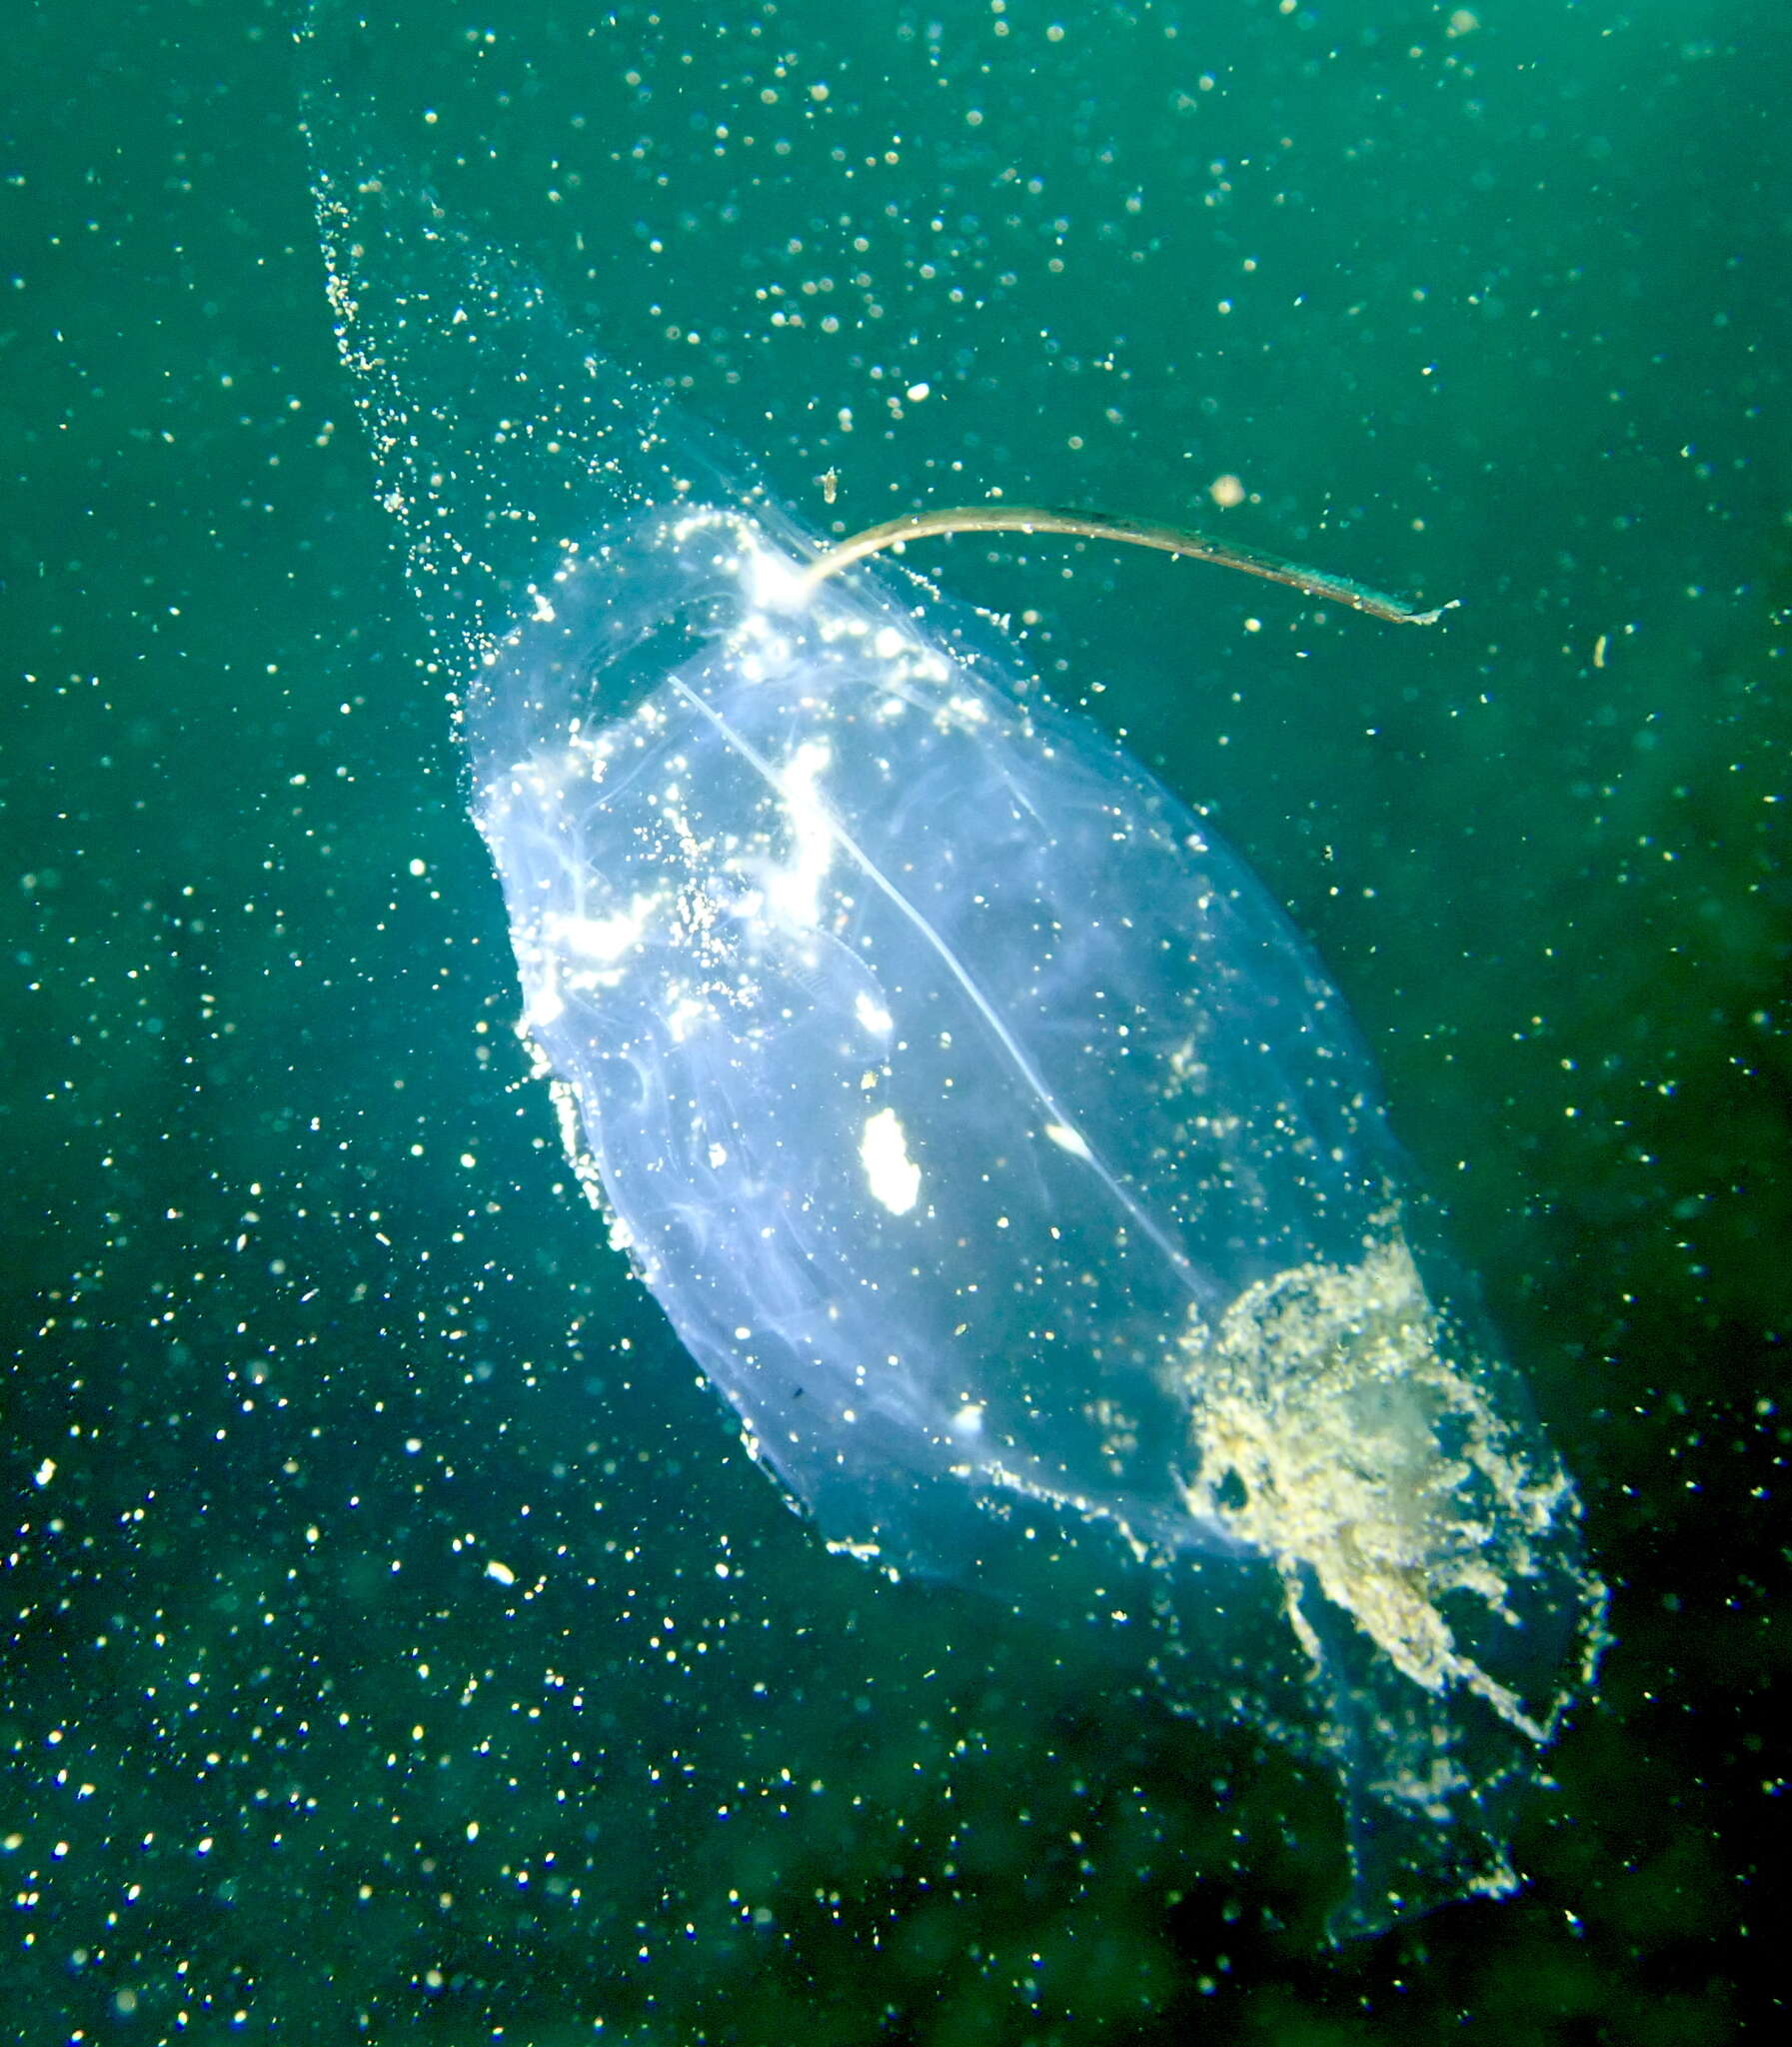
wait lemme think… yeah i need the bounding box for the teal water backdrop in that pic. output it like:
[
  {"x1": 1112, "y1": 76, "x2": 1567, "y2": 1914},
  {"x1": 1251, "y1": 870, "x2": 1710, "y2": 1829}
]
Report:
[{"x1": 3, "y1": 1, "x2": 1785, "y2": 2039}]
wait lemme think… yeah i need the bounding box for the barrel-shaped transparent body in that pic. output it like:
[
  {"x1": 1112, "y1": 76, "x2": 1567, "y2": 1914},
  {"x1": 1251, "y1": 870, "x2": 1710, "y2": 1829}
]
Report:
[{"x1": 466, "y1": 500, "x2": 1602, "y2": 1937}]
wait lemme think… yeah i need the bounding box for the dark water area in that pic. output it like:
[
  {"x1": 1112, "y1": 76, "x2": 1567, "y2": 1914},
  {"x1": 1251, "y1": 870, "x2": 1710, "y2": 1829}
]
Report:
[{"x1": 2, "y1": 1, "x2": 1785, "y2": 2040}]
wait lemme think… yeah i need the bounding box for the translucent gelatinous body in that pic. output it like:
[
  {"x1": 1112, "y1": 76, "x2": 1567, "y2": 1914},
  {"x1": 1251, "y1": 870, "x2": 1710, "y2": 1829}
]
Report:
[
  {"x1": 467, "y1": 499, "x2": 1605, "y2": 1935},
  {"x1": 306, "y1": 145, "x2": 1604, "y2": 1937}
]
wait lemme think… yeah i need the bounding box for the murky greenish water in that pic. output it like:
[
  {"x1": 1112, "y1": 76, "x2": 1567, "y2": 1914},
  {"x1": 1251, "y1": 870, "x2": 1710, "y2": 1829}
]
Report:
[{"x1": 3, "y1": 2, "x2": 1784, "y2": 2040}]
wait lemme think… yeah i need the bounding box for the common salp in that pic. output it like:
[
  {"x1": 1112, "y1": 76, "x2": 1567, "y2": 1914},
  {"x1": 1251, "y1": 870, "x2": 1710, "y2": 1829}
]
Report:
[{"x1": 309, "y1": 152, "x2": 1606, "y2": 1940}]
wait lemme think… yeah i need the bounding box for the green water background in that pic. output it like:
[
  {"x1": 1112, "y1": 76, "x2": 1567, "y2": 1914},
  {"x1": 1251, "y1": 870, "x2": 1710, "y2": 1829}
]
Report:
[{"x1": 2, "y1": 0, "x2": 1785, "y2": 2039}]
